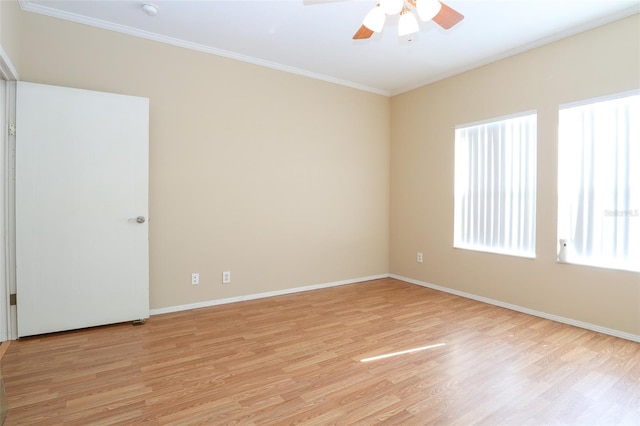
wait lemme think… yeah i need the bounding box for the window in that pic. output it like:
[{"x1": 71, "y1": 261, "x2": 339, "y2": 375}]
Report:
[
  {"x1": 558, "y1": 92, "x2": 640, "y2": 272},
  {"x1": 454, "y1": 112, "x2": 537, "y2": 257}
]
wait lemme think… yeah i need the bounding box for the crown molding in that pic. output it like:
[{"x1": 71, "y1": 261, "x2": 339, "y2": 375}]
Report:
[
  {"x1": 18, "y1": 1, "x2": 639, "y2": 98},
  {"x1": 392, "y1": 6, "x2": 640, "y2": 95},
  {"x1": 18, "y1": 0, "x2": 392, "y2": 97}
]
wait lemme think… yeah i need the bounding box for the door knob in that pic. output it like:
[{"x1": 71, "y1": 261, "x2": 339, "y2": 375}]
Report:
[{"x1": 129, "y1": 216, "x2": 146, "y2": 224}]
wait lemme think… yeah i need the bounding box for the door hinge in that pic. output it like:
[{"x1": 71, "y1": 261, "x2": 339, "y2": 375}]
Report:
[
  {"x1": 9, "y1": 123, "x2": 16, "y2": 136},
  {"x1": 10, "y1": 294, "x2": 16, "y2": 306}
]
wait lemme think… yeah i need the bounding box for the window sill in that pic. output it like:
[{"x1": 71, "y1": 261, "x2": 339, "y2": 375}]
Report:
[
  {"x1": 556, "y1": 258, "x2": 640, "y2": 273},
  {"x1": 454, "y1": 245, "x2": 536, "y2": 260}
]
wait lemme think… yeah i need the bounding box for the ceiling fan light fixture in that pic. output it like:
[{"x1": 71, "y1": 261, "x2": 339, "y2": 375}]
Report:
[
  {"x1": 416, "y1": 0, "x2": 442, "y2": 21},
  {"x1": 380, "y1": 0, "x2": 404, "y2": 15},
  {"x1": 362, "y1": 5, "x2": 386, "y2": 32},
  {"x1": 398, "y1": 9, "x2": 419, "y2": 36}
]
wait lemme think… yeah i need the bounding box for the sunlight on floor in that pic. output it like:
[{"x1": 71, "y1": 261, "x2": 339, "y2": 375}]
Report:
[{"x1": 360, "y1": 343, "x2": 446, "y2": 363}]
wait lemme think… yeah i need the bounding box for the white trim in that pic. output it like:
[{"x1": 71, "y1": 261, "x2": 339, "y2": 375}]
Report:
[
  {"x1": 18, "y1": 1, "x2": 390, "y2": 97},
  {"x1": 0, "y1": 44, "x2": 18, "y2": 341},
  {"x1": 151, "y1": 272, "x2": 640, "y2": 343},
  {"x1": 390, "y1": 274, "x2": 640, "y2": 343},
  {"x1": 149, "y1": 274, "x2": 390, "y2": 316},
  {"x1": 0, "y1": 81, "x2": 6, "y2": 342},
  {"x1": 452, "y1": 245, "x2": 537, "y2": 260},
  {"x1": 0, "y1": 46, "x2": 19, "y2": 81},
  {"x1": 454, "y1": 109, "x2": 537, "y2": 131},
  {"x1": 4, "y1": 82, "x2": 17, "y2": 341},
  {"x1": 391, "y1": 6, "x2": 640, "y2": 96},
  {"x1": 559, "y1": 89, "x2": 640, "y2": 111},
  {"x1": 17, "y1": 2, "x2": 640, "y2": 98},
  {"x1": 556, "y1": 257, "x2": 640, "y2": 274}
]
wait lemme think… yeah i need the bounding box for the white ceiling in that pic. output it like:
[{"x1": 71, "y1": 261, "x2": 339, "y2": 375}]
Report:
[{"x1": 20, "y1": 0, "x2": 640, "y2": 96}]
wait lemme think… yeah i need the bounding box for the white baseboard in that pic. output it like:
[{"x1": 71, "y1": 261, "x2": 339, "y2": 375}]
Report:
[
  {"x1": 150, "y1": 274, "x2": 390, "y2": 316},
  {"x1": 390, "y1": 274, "x2": 640, "y2": 343},
  {"x1": 150, "y1": 272, "x2": 639, "y2": 343}
]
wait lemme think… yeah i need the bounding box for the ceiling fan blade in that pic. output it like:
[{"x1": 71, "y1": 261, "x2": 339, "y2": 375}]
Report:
[
  {"x1": 432, "y1": 1, "x2": 464, "y2": 29},
  {"x1": 353, "y1": 25, "x2": 374, "y2": 40}
]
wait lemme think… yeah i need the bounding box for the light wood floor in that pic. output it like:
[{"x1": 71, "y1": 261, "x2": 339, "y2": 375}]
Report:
[{"x1": 2, "y1": 278, "x2": 639, "y2": 425}]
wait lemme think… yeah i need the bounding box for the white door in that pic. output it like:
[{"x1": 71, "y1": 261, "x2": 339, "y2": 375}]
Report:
[{"x1": 15, "y1": 82, "x2": 149, "y2": 337}]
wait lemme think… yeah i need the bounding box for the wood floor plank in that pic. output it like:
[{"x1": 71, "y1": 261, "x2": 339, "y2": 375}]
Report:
[{"x1": 2, "y1": 278, "x2": 639, "y2": 424}]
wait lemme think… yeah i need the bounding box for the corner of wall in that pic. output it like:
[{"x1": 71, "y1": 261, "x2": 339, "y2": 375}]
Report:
[{"x1": 0, "y1": 0, "x2": 23, "y2": 78}]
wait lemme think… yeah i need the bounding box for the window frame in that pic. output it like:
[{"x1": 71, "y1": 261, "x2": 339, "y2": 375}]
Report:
[
  {"x1": 557, "y1": 90, "x2": 640, "y2": 272},
  {"x1": 453, "y1": 110, "x2": 538, "y2": 258}
]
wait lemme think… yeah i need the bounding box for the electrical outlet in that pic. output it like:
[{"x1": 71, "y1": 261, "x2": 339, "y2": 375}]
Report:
[
  {"x1": 222, "y1": 271, "x2": 231, "y2": 284},
  {"x1": 191, "y1": 273, "x2": 199, "y2": 285},
  {"x1": 417, "y1": 252, "x2": 423, "y2": 263}
]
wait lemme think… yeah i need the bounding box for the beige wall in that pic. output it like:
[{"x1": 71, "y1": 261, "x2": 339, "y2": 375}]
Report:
[
  {"x1": 0, "y1": 0, "x2": 22, "y2": 73},
  {"x1": 18, "y1": 12, "x2": 390, "y2": 310},
  {"x1": 11, "y1": 4, "x2": 640, "y2": 336},
  {"x1": 390, "y1": 15, "x2": 640, "y2": 335}
]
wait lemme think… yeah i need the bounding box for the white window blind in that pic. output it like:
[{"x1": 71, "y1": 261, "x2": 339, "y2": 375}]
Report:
[
  {"x1": 454, "y1": 113, "x2": 537, "y2": 257},
  {"x1": 558, "y1": 92, "x2": 640, "y2": 272}
]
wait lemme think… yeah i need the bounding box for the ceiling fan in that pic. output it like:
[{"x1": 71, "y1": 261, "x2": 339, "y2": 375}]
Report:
[{"x1": 353, "y1": 0, "x2": 464, "y2": 39}]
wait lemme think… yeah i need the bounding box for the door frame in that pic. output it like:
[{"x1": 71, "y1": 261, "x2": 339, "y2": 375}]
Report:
[{"x1": 1, "y1": 45, "x2": 19, "y2": 341}]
